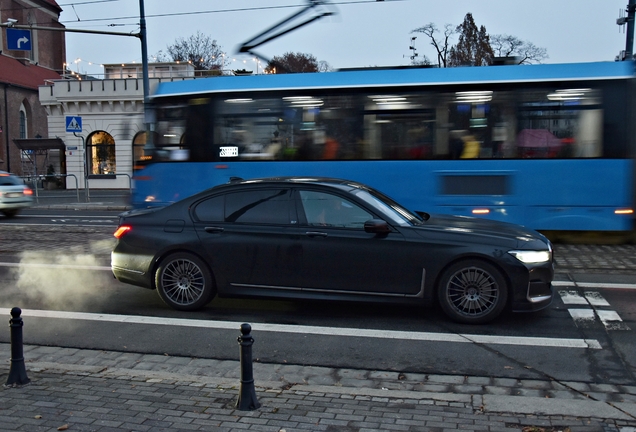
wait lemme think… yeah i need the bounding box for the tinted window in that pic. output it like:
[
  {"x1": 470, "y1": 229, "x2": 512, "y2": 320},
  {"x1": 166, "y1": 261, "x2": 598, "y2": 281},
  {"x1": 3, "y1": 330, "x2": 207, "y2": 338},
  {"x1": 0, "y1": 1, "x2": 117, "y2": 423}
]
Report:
[
  {"x1": 299, "y1": 191, "x2": 372, "y2": 228},
  {"x1": 194, "y1": 195, "x2": 224, "y2": 222},
  {"x1": 225, "y1": 189, "x2": 291, "y2": 224},
  {"x1": 441, "y1": 175, "x2": 509, "y2": 195}
]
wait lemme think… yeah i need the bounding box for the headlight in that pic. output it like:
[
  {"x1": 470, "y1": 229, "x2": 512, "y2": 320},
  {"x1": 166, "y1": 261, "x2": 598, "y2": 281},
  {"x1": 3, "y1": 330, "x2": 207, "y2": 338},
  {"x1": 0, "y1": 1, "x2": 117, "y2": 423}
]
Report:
[{"x1": 508, "y1": 250, "x2": 552, "y2": 264}]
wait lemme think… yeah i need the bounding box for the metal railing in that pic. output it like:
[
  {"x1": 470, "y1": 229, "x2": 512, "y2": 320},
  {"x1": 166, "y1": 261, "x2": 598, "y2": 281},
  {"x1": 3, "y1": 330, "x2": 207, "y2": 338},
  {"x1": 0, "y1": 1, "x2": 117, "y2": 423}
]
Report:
[
  {"x1": 85, "y1": 173, "x2": 132, "y2": 202},
  {"x1": 22, "y1": 174, "x2": 80, "y2": 203}
]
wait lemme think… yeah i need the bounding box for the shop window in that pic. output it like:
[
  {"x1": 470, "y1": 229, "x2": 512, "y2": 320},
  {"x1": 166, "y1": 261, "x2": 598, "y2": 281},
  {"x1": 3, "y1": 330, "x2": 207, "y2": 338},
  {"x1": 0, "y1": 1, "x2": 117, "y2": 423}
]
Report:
[{"x1": 87, "y1": 131, "x2": 116, "y2": 176}]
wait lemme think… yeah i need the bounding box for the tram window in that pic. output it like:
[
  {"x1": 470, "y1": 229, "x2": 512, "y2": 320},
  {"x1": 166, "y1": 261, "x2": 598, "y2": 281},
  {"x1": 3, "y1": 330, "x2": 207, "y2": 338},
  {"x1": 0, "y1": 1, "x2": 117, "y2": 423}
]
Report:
[{"x1": 441, "y1": 175, "x2": 510, "y2": 196}]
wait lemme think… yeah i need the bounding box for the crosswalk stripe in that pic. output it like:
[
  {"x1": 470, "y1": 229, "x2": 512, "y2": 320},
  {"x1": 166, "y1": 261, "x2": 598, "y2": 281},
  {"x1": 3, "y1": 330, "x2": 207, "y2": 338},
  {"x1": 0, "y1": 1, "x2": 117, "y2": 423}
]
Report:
[{"x1": 559, "y1": 291, "x2": 629, "y2": 331}]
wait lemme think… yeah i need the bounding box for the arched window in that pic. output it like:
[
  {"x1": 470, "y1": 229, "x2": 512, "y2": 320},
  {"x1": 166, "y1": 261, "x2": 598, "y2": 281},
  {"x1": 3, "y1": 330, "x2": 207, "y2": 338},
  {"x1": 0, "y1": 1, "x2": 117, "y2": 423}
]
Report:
[
  {"x1": 132, "y1": 131, "x2": 147, "y2": 166},
  {"x1": 86, "y1": 131, "x2": 116, "y2": 175},
  {"x1": 19, "y1": 104, "x2": 27, "y2": 139}
]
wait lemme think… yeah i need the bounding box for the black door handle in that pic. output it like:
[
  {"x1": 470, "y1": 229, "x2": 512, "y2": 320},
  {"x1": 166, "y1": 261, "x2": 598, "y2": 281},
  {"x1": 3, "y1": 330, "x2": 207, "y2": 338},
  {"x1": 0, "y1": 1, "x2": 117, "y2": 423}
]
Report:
[
  {"x1": 305, "y1": 231, "x2": 328, "y2": 238},
  {"x1": 204, "y1": 226, "x2": 224, "y2": 233}
]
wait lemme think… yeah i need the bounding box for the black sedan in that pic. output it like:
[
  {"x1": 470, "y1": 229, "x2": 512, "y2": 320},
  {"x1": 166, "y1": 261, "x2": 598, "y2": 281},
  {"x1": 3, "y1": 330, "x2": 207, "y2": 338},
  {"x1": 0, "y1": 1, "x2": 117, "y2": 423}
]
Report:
[{"x1": 112, "y1": 177, "x2": 554, "y2": 324}]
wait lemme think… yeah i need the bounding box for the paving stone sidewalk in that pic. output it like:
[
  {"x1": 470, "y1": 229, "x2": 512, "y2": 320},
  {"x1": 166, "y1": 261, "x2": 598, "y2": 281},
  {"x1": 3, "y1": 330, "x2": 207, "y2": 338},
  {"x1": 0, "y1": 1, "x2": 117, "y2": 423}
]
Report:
[{"x1": 2, "y1": 344, "x2": 636, "y2": 432}]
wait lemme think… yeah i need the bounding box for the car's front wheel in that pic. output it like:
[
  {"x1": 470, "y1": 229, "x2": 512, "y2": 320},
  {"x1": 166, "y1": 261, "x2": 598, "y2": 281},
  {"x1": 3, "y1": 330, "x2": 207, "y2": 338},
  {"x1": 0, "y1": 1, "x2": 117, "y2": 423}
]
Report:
[
  {"x1": 437, "y1": 259, "x2": 508, "y2": 324},
  {"x1": 155, "y1": 252, "x2": 216, "y2": 311}
]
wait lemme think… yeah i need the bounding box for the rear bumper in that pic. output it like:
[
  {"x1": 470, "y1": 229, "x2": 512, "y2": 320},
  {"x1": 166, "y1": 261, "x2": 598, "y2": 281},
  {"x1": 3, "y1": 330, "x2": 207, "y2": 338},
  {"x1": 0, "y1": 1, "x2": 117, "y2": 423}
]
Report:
[
  {"x1": 111, "y1": 250, "x2": 154, "y2": 289},
  {"x1": 0, "y1": 200, "x2": 33, "y2": 210}
]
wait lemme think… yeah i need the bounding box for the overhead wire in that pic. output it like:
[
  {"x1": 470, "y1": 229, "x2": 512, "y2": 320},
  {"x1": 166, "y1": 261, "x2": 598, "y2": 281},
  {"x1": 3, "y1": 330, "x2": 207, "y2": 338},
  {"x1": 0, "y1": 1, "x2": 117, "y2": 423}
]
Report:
[{"x1": 56, "y1": 0, "x2": 407, "y2": 26}]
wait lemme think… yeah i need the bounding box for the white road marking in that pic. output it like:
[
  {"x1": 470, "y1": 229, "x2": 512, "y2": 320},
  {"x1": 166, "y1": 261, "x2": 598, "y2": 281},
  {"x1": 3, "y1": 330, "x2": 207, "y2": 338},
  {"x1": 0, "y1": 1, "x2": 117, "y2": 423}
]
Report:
[
  {"x1": 24, "y1": 215, "x2": 115, "y2": 219},
  {"x1": 597, "y1": 310, "x2": 631, "y2": 331},
  {"x1": 584, "y1": 291, "x2": 610, "y2": 307},
  {"x1": 560, "y1": 291, "x2": 629, "y2": 331},
  {"x1": 559, "y1": 290, "x2": 589, "y2": 305},
  {"x1": 554, "y1": 281, "x2": 636, "y2": 290},
  {"x1": 0, "y1": 262, "x2": 111, "y2": 271},
  {"x1": 568, "y1": 309, "x2": 596, "y2": 321},
  {"x1": 577, "y1": 282, "x2": 636, "y2": 290},
  {"x1": 0, "y1": 308, "x2": 602, "y2": 350},
  {"x1": 553, "y1": 281, "x2": 576, "y2": 287}
]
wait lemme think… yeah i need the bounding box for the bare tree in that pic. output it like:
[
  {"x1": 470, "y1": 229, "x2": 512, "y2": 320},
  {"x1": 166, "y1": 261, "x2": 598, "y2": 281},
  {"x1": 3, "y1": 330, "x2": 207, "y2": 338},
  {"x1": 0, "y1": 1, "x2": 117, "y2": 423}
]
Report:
[
  {"x1": 155, "y1": 31, "x2": 228, "y2": 74},
  {"x1": 265, "y1": 52, "x2": 320, "y2": 73},
  {"x1": 490, "y1": 34, "x2": 548, "y2": 64},
  {"x1": 411, "y1": 23, "x2": 455, "y2": 68},
  {"x1": 317, "y1": 60, "x2": 333, "y2": 72}
]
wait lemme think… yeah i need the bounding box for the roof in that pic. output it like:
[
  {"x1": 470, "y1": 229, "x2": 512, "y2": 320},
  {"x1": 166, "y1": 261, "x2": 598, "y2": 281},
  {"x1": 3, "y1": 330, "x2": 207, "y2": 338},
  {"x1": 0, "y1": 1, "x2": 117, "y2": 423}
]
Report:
[
  {"x1": 153, "y1": 61, "x2": 636, "y2": 99},
  {"x1": 0, "y1": 56, "x2": 61, "y2": 90},
  {"x1": 13, "y1": 138, "x2": 65, "y2": 151},
  {"x1": 41, "y1": 0, "x2": 62, "y2": 11}
]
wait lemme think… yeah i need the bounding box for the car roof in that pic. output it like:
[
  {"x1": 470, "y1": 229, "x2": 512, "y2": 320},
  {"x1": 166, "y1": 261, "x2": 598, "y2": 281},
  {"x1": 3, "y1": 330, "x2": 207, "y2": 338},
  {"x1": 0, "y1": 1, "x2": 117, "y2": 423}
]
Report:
[
  {"x1": 227, "y1": 176, "x2": 367, "y2": 189},
  {"x1": 192, "y1": 177, "x2": 369, "y2": 200}
]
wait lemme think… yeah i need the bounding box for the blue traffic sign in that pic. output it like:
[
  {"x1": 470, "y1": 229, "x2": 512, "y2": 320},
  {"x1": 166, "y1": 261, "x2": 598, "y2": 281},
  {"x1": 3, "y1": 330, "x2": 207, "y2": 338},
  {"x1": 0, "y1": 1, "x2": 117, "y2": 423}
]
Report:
[
  {"x1": 6, "y1": 29, "x2": 31, "y2": 51},
  {"x1": 65, "y1": 116, "x2": 82, "y2": 133}
]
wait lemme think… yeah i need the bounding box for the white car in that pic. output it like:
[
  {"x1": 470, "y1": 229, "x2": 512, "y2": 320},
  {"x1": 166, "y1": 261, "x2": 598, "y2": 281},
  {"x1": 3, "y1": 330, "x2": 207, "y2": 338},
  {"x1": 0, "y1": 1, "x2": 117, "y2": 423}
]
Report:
[{"x1": 0, "y1": 171, "x2": 34, "y2": 218}]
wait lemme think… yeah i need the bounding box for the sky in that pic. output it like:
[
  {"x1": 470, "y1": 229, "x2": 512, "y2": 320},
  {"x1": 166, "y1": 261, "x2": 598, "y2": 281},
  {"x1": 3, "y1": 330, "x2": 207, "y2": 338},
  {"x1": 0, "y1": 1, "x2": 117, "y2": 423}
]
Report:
[{"x1": 57, "y1": 0, "x2": 632, "y2": 77}]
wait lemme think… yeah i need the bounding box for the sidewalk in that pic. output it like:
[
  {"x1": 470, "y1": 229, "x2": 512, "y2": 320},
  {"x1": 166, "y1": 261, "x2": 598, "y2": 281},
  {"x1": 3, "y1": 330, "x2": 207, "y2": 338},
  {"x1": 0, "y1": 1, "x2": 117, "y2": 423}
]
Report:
[
  {"x1": 2, "y1": 344, "x2": 636, "y2": 431},
  {"x1": 31, "y1": 188, "x2": 133, "y2": 212}
]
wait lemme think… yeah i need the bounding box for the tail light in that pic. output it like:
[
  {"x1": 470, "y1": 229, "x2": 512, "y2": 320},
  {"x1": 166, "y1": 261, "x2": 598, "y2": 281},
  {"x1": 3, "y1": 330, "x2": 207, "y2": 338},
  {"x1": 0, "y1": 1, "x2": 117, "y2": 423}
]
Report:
[
  {"x1": 23, "y1": 187, "x2": 33, "y2": 196},
  {"x1": 113, "y1": 225, "x2": 131, "y2": 239}
]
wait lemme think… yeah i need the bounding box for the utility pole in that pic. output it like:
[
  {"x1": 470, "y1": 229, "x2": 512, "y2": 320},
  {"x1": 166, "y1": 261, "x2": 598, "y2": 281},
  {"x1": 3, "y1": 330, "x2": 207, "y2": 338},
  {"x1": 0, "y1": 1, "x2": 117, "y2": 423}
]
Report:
[
  {"x1": 139, "y1": 0, "x2": 153, "y2": 150},
  {"x1": 617, "y1": 0, "x2": 636, "y2": 60}
]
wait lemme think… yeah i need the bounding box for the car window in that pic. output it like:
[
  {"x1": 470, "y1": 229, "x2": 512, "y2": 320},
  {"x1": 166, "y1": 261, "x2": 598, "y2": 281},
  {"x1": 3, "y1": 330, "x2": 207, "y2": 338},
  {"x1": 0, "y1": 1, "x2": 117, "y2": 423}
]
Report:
[
  {"x1": 299, "y1": 190, "x2": 373, "y2": 228},
  {"x1": 195, "y1": 189, "x2": 292, "y2": 224},
  {"x1": 194, "y1": 195, "x2": 224, "y2": 222},
  {"x1": 0, "y1": 175, "x2": 22, "y2": 186},
  {"x1": 225, "y1": 189, "x2": 291, "y2": 224},
  {"x1": 351, "y1": 189, "x2": 420, "y2": 226}
]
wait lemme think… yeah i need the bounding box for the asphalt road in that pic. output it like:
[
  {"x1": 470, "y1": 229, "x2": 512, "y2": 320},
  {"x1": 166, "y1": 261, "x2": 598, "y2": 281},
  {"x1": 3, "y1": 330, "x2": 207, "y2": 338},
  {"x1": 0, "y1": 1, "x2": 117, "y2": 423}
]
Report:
[{"x1": 0, "y1": 209, "x2": 635, "y2": 387}]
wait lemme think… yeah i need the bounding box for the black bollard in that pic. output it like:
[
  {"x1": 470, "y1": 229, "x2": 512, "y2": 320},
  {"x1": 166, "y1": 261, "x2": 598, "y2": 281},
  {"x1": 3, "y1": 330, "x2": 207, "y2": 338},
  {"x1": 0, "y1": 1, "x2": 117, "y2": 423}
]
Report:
[
  {"x1": 235, "y1": 323, "x2": 260, "y2": 410},
  {"x1": 6, "y1": 307, "x2": 30, "y2": 386}
]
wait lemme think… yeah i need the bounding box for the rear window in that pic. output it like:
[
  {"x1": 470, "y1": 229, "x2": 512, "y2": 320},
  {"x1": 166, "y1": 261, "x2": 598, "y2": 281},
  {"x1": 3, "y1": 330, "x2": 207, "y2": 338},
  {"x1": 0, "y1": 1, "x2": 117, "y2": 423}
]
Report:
[
  {"x1": 194, "y1": 188, "x2": 292, "y2": 224},
  {"x1": 0, "y1": 175, "x2": 23, "y2": 186}
]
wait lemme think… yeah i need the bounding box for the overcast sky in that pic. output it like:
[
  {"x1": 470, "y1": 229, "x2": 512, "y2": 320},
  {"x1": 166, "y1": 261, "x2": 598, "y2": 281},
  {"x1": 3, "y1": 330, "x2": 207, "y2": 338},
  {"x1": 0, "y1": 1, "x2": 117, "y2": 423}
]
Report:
[{"x1": 57, "y1": 0, "x2": 631, "y2": 76}]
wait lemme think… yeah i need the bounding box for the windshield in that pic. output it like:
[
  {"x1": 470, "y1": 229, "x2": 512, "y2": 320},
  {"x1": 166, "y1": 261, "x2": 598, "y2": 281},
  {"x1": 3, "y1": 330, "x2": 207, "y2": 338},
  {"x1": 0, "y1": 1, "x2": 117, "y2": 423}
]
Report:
[{"x1": 351, "y1": 188, "x2": 423, "y2": 226}]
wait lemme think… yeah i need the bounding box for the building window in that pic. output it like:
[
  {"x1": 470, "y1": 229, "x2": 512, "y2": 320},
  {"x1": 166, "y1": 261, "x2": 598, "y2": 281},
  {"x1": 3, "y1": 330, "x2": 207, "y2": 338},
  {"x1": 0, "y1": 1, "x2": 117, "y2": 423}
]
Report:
[
  {"x1": 132, "y1": 131, "x2": 147, "y2": 167},
  {"x1": 19, "y1": 105, "x2": 27, "y2": 139},
  {"x1": 86, "y1": 131, "x2": 116, "y2": 175}
]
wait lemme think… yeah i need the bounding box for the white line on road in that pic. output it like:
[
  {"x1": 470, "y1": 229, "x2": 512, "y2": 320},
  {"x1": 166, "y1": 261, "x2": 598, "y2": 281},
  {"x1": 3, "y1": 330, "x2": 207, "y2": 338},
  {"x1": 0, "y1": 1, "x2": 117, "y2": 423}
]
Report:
[
  {"x1": 554, "y1": 281, "x2": 636, "y2": 290},
  {"x1": 577, "y1": 282, "x2": 636, "y2": 290},
  {"x1": 0, "y1": 308, "x2": 602, "y2": 350},
  {"x1": 0, "y1": 262, "x2": 111, "y2": 271}
]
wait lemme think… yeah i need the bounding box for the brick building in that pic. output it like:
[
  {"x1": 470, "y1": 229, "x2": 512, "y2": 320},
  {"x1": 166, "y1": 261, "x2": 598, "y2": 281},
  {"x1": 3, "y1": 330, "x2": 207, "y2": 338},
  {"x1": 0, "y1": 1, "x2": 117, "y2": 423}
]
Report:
[{"x1": 0, "y1": 0, "x2": 65, "y2": 175}]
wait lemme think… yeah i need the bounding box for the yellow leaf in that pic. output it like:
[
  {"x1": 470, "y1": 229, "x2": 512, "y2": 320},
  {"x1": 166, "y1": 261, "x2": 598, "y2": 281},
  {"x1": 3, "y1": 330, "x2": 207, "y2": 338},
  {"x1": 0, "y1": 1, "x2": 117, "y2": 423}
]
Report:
[{"x1": 57, "y1": 425, "x2": 69, "y2": 431}]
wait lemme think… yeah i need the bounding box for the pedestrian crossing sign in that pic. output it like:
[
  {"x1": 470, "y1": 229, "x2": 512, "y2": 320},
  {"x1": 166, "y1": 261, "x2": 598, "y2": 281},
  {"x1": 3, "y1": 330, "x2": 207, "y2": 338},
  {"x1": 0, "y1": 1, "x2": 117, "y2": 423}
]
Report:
[{"x1": 65, "y1": 116, "x2": 82, "y2": 133}]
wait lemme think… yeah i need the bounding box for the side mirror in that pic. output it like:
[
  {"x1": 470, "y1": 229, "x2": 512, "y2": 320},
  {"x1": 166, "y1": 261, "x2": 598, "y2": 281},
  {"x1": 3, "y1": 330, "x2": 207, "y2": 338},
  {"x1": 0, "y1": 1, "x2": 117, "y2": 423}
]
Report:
[
  {"x1": 415, "y1": 210, "x2": 430, "y2": 221},
  {"x1": 364, "y1": 219, "x2": 391, "y2": 234}
]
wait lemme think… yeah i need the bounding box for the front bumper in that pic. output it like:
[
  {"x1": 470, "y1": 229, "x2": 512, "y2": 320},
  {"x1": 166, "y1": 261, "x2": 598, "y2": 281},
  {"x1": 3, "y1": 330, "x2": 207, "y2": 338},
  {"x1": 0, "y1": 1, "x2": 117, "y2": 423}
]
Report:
[{"x1": 511, "y1": 264, "x2": 555, "y2": 312}]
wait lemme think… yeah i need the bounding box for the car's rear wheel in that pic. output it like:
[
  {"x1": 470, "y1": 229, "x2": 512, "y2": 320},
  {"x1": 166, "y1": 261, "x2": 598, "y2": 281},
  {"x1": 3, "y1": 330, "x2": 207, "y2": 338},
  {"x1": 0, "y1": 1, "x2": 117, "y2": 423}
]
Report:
[
  {"x1": 155, "y1": 252, "x2": 216, "y2": 311},
  {"x1": 2, "y1": 210, "x2": 19, "y2": 218},
  {"x1": 437, "y1": 259, "x2": 508, "y2": 324}
]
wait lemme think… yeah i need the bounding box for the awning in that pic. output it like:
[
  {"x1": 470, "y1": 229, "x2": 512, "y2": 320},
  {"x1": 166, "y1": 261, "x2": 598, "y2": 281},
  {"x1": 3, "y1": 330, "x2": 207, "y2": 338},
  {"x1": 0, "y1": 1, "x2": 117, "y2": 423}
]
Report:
[{"x1": 12, "y1": 138, "x2": 65, "y2": 151}]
